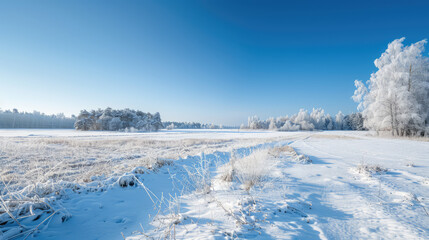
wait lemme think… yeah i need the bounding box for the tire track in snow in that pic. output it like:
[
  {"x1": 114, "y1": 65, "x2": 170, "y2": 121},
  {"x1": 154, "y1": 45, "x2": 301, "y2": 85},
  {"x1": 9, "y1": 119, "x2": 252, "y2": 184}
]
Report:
[{"x1": 285, "y1": 137, "x2": 428, "y2": 240}]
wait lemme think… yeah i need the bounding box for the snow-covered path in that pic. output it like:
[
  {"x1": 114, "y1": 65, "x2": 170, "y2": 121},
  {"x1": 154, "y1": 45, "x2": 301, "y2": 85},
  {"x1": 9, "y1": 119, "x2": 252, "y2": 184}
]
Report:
[
  {"x1": 286, "y1": 133, "x2": 429, "y2": 239},
  {"x1": 135, "y1": 132, "x2": 429, "y2": 239}
]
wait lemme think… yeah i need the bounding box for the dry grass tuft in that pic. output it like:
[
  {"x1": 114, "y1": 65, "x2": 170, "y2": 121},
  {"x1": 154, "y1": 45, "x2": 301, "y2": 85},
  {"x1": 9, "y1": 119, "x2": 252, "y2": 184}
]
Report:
[
  {"x1": 268, "y1": 145, "x2": 311, "y2": 164},
  {"x1": 355, "y1": 163, "x2": 387, "y2": 176},
  {"x1": 219, "y1": 150, "x2": 276, "y2": 191}
]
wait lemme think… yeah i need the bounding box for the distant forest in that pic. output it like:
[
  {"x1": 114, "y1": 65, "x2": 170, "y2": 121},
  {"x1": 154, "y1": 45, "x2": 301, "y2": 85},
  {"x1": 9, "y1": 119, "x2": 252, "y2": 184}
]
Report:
[
  {"x1": 0, "y1": 109, "x2": 75, "y2": 128},
  {"x1": 243, "y1": 109, "x2": 364, "y2": 131},
  {"x1": 74, "y1": 108, "x2": 163, "y2": 131},
  {"x1": 0, "y1": 108, "x2": 365, "y2": 132},
  {"x1": 0, "y1": 108, "x2": 231, "y2": 130}
]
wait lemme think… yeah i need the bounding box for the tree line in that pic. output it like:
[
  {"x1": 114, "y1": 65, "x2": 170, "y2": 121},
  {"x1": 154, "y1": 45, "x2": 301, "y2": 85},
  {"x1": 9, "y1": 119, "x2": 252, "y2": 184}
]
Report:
[
  {"x1": 74, "y1": 108, "x2": 163, "y2": 131},
  {"x1": 242, "y1": 108, "x2": 364, "y2": 131},
  {"x1": 0, "y1": 109, "x2": 75, "y2": 128}
]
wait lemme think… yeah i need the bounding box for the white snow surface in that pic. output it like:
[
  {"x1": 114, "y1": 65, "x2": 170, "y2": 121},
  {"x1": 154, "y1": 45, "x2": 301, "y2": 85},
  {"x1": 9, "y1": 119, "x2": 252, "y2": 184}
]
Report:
[{"x1": 0, "y1": 129, "x2": 428, "y2": 240}]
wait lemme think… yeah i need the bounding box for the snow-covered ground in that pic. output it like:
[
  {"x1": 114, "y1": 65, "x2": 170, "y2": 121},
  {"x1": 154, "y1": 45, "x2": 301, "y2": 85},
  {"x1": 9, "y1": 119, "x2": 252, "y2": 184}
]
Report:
[{"x1": 0, "y1": 129, "x2": 428, "y2": 239}]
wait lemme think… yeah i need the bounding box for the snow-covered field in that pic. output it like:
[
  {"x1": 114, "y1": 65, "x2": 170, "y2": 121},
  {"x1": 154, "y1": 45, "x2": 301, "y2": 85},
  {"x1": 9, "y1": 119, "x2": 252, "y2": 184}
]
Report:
[{"x1": 0, "y1": 129, "x2": 428, "y2": 239}]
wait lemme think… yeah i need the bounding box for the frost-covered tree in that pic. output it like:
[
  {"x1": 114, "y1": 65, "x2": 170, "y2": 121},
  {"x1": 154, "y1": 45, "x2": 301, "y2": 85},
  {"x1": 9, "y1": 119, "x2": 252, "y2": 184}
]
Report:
[
  {"x1": 152, "y1": 112, "x2": 163, "y2": 131},
  {"x1": 325, "y1": 114, "x2": 334, "y2": 130},
  {"x1": 74, "y1": 110, "x2": 91, "y2": 130},
  {"x1": 294, "y1": 109, "x2": 314, "y2": 130},
  {"x1": 335, "y1": 111, "x2": 345, "y2": 130},
  {"x1": 109, "y1": 117, "x2": 122, "y2": 131},
  {"x1": 97, "y1": 108, "x2": 113, "y2": 130},
  {"x1": 353, "y1": 38, "x2": 429, "y2": 136},
  {"x1": 279, "y1": 120, "x2": 300, "y2": 131},
  {"x1": 310, "y1": 108, "x2": 326, "y2": 130},
  {"x1": 248, "y1": 115, "x2": 262, "y2": 129},
  {"x1": 344, "y1": 113, "x2": 365, "y2": 131},
  {"x1": 268, "y1": 118, "x2": 277, "y2": 130}
]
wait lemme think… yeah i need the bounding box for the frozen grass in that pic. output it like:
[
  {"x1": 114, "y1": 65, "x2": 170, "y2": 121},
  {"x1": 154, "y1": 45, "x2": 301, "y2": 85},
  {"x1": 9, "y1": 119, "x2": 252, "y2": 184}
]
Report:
[
  {"x1": 268, "y1": 145, "x2": 311, "y2": 164},
  {"x1": 218, "y1": 154, "x2": 237, "y2": 183},
  {"x1": 218, "y1": 145, "x2": 309, "y2": 191},
  {"x1": 135, "y1": 131, "x2": 429, "y2": 240},
  {"x1": 0, "y1": 135, "x2": 273, "y2": 193},
  {"x1": 1, "y1": 130, "x2": 302, "y2": 239},
  {"x1": 138, "y1": 144, "x2": 317, "y2": 240},
  {"x1": 234, "y1": 150, "x2": 276, "y2": 191},
  {"x1": 130, "y1": 149, "x2": 278, "y2": 239},
  {"x1": 183, "y1": 157, "x2": 212, "y2": 194},
  {"x1": 0, "y1": 165, "x2": 166, "y2": 239},
  {"x1": 3, "y1": 130, "x2": 427, "y2": 240},
  {"x1": 218, "y1": 149, "x2": 277, "y2": 191},
  {"x1": 139, "y1": 148, "x2": 280, "y2": 239}
]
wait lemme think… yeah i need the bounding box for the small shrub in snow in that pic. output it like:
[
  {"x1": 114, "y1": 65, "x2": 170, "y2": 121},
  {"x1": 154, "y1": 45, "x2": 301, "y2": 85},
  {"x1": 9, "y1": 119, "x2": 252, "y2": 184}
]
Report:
[
  {"x1": 132, "y1": 167, "x2": 147, "y2": 175},
  {"x1": 233, "y1": 150, "x2": 275, "y2": 191},
  {"x1": 118, "y1": 174, "x2": 137, "y2": 188},
  {"x1": 295, "y1": 154, "x2": 311, "y2": 164},
  {"x1": 405, "y1": 162, "x2": 415, "y2": 167},
  {"x1": 147, "y1": 158, "x2": 174, "y2": 171},
  {"x1": 219, "y1": 156, "x2": 237, "y2": 182},
  {"x1": 268, "y1": 145, "x2": 312, "y2": 164},
  {"x1": 355, "y1": 163, "x2": 387, "y2": 176},
  {"x1": 155, "y1": 159, "x2": 174, "y2": 168},
  {"x1": 220, "y1": 166, "x2": 236, "y2": 182},
  {"x1": 268, "y1": 145, "x2": 295, "y2": 157}
]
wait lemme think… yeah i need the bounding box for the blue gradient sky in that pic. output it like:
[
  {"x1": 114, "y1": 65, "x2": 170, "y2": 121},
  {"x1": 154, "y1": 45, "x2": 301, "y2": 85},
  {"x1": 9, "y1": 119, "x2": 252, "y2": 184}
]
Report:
[{"x1": 1, "y1": 0, "x2": 429, "y2": 125}]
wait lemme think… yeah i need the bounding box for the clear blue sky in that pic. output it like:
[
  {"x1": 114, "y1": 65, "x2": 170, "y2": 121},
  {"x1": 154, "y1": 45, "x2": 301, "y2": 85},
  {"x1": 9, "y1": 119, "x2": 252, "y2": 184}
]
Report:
[{"x1": 1, "y1": 0, "x2": 429, "y2": 125}]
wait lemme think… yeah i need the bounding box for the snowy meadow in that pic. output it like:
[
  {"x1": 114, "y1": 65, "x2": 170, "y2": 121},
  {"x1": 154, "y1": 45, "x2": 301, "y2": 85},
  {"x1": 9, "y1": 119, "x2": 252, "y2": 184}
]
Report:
[{"x1": 0, "y1": 129, "x2": 428, "y2": 239}]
